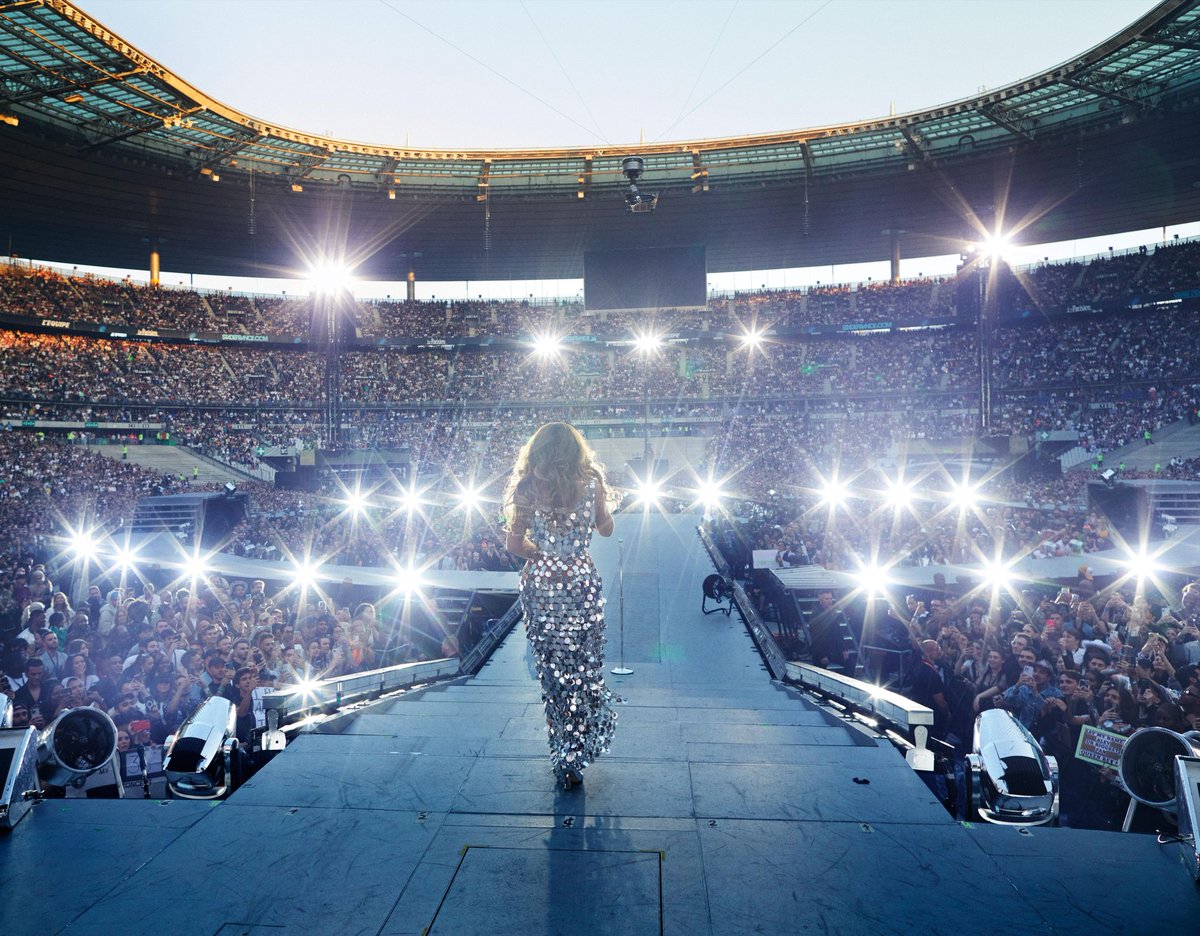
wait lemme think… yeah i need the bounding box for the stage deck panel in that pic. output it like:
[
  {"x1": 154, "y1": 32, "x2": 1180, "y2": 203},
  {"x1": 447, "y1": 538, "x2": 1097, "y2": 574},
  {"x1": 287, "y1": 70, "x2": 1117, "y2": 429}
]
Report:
[{"x1": 2, "y1": 513, "x2": 1198, "y2": 935}]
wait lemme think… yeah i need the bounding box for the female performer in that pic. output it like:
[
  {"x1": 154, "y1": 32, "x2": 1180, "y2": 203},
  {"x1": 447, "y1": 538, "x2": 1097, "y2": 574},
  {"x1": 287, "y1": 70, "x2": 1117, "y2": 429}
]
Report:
[{"x1": 505, "y1": 422, "x2": 617, "y2": 789}]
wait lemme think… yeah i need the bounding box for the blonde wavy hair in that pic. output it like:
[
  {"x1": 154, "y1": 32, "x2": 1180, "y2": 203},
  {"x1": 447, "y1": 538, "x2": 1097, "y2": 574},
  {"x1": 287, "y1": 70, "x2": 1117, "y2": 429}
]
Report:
[{"x1": 504, "y1": 422, "x2": 608, "y2": 527}]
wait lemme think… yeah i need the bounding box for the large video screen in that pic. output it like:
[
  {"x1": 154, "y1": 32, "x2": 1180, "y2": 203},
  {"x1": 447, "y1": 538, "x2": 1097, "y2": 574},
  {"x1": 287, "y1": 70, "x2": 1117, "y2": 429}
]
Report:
[{"x1": 583, "y1": 245, "x2": 707, "y2": 312}]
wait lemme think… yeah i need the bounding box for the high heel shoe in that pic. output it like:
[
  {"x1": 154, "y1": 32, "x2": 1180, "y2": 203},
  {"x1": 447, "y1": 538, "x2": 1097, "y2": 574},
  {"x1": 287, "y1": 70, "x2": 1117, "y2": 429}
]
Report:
[{"x1": 561, "y1": 768, "x2": 584, "y2": 791}]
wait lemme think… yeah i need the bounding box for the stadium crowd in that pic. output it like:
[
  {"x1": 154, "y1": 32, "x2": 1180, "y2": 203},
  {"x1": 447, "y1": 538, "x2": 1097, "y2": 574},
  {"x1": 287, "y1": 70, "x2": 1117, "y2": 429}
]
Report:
[
  {"x1": 6, "y1": 235, "x2": 1200, "y2": 339},
  {"x1": 862, "y1": 576, "x2": 1200, "y2": 829},
  {"x1": 3, "y1": 242, "x2": 1200, "y2": 801}
]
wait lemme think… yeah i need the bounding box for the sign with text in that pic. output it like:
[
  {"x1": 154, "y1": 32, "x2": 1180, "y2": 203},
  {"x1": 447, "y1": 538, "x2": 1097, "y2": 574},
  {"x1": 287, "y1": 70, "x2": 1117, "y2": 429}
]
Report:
[{"x1": 1075, "y1": 724, "x2": 1128, "y2": 769}]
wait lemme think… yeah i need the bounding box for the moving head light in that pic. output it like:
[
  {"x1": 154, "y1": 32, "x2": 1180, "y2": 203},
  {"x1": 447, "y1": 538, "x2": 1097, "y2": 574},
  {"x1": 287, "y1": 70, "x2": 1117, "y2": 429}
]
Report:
[
  {"x1": 965, "y1": 709, "x2": 1059, "y2": 826},
  {"x1": 1, "y1": 706, "x2": 121, "y2": 830},
  {"x1": 38, "y1": 707, "x2": 118, "y2": 788},
  {"x1": 163, "y1": 696, "x2": 241, "y2": 799}
]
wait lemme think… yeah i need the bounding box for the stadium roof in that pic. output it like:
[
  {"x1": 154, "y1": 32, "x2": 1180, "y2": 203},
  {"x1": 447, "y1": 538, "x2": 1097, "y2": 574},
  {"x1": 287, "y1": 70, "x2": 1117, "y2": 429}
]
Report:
[{"x1": 4, "y1": 0, "x2": 1200, "y2": 281}]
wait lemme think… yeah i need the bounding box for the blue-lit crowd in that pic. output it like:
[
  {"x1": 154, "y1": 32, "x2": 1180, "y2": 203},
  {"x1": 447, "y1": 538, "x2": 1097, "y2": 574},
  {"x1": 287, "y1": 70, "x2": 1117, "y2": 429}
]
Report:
[{"x1": 2, "y1": 242, "x2": 1200, "y2": 821}]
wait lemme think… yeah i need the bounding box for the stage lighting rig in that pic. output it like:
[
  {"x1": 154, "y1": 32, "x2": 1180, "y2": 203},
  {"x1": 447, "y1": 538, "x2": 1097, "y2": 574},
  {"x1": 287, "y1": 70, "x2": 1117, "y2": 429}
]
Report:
[
  {"x1": 621, "y1": 156, "x2": 658, "y2": 214},
  {"x1": 2, "y1": 707, "x2": 123, "y2": 829},
  {"x1": 964, "y1": 709, "x2": 1059, "y2": 826}
]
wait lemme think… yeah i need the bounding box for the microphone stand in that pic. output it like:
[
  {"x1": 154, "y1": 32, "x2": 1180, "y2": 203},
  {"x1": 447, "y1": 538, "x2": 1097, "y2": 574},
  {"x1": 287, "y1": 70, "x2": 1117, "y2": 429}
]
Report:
[{"x1": 611, "y1": 537, "x2": 633, "y2": 675}]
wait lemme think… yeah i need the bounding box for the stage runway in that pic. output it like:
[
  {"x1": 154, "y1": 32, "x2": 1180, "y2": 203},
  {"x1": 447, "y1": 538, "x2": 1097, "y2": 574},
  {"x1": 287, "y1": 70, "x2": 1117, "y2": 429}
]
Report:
[{"x1": 2, "y1": 513, "x2": 1197, "y2": 935}]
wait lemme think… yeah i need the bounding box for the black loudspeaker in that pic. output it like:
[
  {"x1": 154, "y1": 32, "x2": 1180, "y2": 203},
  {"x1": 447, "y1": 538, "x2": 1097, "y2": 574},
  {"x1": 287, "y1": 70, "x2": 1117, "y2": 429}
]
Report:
[
  {"x1": 201, "y1": 493, "x2": 249, "y2": 548},
  {"x1": 1087, "y1": 481, "x2": 1154, "y2": 541},
  {"x1": 274, "y1": 466, "x2": 320, "y2": 491}
]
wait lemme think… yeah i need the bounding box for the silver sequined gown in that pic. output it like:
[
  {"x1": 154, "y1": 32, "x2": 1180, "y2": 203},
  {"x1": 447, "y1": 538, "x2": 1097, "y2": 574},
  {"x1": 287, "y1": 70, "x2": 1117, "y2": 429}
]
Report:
[{"x1": 519, "y1": 480, "x2": 618, "y2": 779}]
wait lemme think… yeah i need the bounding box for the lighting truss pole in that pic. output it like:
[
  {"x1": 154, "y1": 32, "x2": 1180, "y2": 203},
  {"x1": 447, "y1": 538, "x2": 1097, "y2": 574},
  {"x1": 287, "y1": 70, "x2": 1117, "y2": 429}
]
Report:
[
  {"x1": 321, "y1": 291, "x2": 344, "y2": 451},
  {"x1": 977, "y1": 260, "x2": 994, "y2": 433}
]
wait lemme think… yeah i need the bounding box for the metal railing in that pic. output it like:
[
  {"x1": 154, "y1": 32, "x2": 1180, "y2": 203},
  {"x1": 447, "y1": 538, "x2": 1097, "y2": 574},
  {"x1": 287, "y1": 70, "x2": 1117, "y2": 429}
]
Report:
[
  {"x1": 261, "y1": 657, "x2": 461, "y2": 732},
  {"x1": 458, "y1": 600, "x2": 522, "y2": 675},
  {"x1": 785, "y1": 661, "x2": 933, "y2": 739}
]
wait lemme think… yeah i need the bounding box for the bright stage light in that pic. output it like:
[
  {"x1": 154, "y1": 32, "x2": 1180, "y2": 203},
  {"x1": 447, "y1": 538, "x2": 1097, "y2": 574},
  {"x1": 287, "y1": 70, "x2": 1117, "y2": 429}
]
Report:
[
  {"x1": 392, "y1": 562, "x2": 425, "y2": 596},
  {"x1": 68, "y1": 529, "x2": 100, "y2": 562},
  {"x1": 341, "y1": 487, "x2": 369, "y2": 517},
  {"x1": 739, "y1": 328, "x2": 764, "y2": 349},
  {"x1": 948, "y1": 481, "x2": 979, "y2": 512},
  {"x1": 456, "y1": 484, "x2": 483, "y2": 512},
  {"x1": 854, "y1": 562, "x2": 892, "y2": 598},
  {"x1": 818, "y1": 478, "x2": 848, "y2": 509},
  {"x1": 694, "y1": 478, "x2": 725, "y2": 511},
  {"x1": 978, "y1": 231, "x2": 1013, "y2": 263},
  {"x1": 180, "y1": 553, "x2": 209, "y2": 581},
  {"x1": 530, "y1": 332, "x2": 563, "y2": 358},
  {"x1": 113, "y1": 544, "x2": 140, "y2": 572},
  {"x1": 634, "y1": 477, "x2": 663, "y2": 509},
  {"x1": 291, "y1": 559, "x2": 318, "y2": 590},
  {"x1": 633, "y1": 331, "x2": 662, "y2": 355},
  {"x1": 396, "y1": 484, "x2": 423, "y2": 514},
  {"x1": 884, "y1": 477, "x2": 913, "y2": 510},
  {"x1": 1122, "y1": 547, "x2": 1160, "y2": 582},
  {"x1": 979, "y1": 559, "x2": 1014, "y2": 592},
  {"x1": 307, "y1": 261, "x2": 354, "y2": 294}
]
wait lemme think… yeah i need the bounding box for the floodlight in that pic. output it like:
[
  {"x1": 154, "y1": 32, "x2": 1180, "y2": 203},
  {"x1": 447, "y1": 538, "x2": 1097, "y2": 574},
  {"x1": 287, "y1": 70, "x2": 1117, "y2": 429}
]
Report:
[
  {"x1": 978, "y1": 231, "x2": 1013, "y2": 263},
  {"x1": 854, "y1": 562, "x2": 892, "y2": 598},
  {"x1": 818, "y1": 478, "x2": 848, "y2": 509},
  {"x1": 392, "y1": 562, "x2": 425, "y2": 597},
  {"x1": 341, "y1": 488, "x2": 369, "y2": 517},
  {"x1": 948, "y1": 481, "x2": 979, "y2": 512},
  {"x1": 456, "y1": 484, "x2": 483, "y2": 512},
  {"x1": 291, "y1": 559, "x2": 318, "y2": 590},
  {"x1": 292, "y1": 677, "x2": 322, "y2": 699},
  {"x1": 634, "y1": 477, "x2": 663, "y2": 509},
  {"x1": 884, "y1": 477, "x2": 914, "y2": 510},
  {"x1": 112, "y1": 544, "x2": 140, "y2": 572},
  {"x1": 307, "y1": 261, "x2": 354, "y2": 294},
  {"x1": 396, "y1": 485, "x2": 423, "y2": 514},
  {"x1": 68, "y1": 530, "x2": 100, "y2": 562},
  {"x1": 980, "y1": 559, "x2": 1014, "y2": 592},
  {"x1": 530, "y1": 332, "x2": 563, "y2": 358},
  {"x1": 633, "y1": 331, "x2": 662, "y2": 355},
  {"x1": 1123, "y1": 548, "x2": 1160, "y2": 582},
  {"x1": 739, "y1": 328, "x2": 764, "y2": 349},
  {"x1": 180, "y1": 553, "x2": 209, "y2": 582},
  {"x1": 694, "y1": 478, "x2": 725, "y2": 512}
]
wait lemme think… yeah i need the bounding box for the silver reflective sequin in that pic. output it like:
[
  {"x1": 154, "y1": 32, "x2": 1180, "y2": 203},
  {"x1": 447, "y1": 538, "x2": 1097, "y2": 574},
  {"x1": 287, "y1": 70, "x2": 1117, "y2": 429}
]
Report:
[{"x1": 519, "y1": 479, "x2": 617, "y2": 782}]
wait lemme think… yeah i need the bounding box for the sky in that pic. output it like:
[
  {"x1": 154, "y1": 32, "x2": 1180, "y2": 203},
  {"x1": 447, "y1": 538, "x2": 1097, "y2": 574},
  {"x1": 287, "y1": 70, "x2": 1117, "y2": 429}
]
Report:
[
  {"x1": 84, "y1": 0, "x2": 1158, "y2": 150},
  {"x1": 51, "y1": 0, "x2": 1188, "y2": 296}
]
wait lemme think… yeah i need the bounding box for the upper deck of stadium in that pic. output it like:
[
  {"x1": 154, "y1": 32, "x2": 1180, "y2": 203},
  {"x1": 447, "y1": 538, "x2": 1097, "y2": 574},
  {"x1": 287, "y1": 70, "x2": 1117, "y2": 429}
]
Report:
[{"x1": 4, "y1": 0, "x2": 1200, "y2": 280}]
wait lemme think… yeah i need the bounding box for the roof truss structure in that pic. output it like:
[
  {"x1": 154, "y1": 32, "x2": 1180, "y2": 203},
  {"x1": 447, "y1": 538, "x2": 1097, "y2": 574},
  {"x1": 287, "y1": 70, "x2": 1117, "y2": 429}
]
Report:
[{"x1": 2, "y1": 0, "x2": 1200, "y2": 280}]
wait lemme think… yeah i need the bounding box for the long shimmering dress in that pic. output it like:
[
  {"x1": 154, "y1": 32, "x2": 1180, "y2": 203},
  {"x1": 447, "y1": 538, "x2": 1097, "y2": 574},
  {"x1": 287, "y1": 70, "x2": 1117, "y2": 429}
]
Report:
[{"x1": 518, "y1": 480, "x2": 618, "y2": 781}]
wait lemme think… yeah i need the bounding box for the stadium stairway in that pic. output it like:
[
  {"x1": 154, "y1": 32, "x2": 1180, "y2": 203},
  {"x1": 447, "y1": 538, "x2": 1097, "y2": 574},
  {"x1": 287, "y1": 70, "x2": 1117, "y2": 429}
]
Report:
[
  {"x1": 92, "y1": 442, "x2": 250, "y2": 485},
  {"x1": 1101, "y1": 416, "x2": 1200, "y2": 472},
  {"x1": 17, "y1": 512, "x2": 1198, "y2": 935}
]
